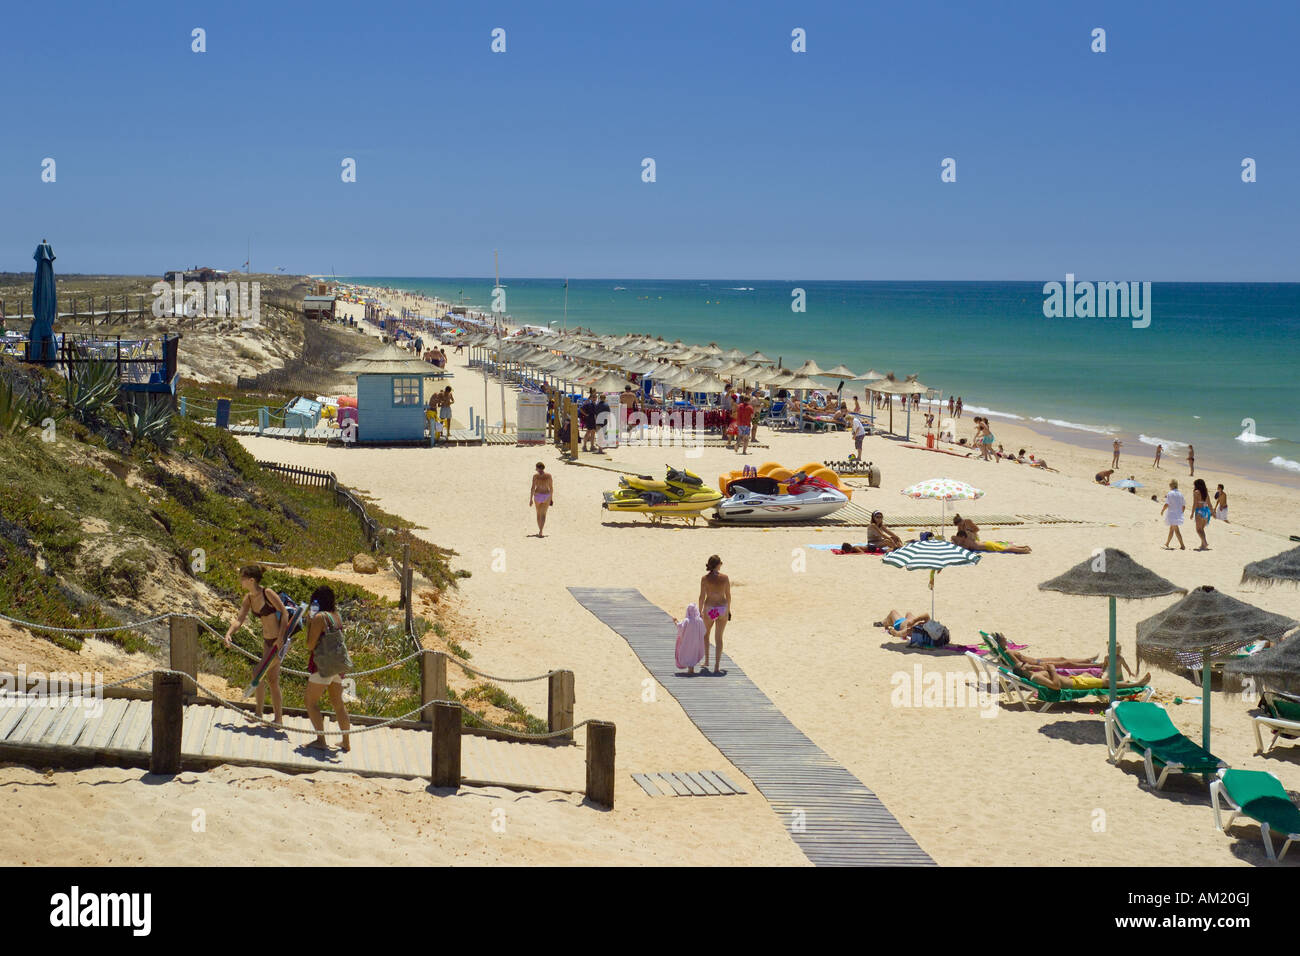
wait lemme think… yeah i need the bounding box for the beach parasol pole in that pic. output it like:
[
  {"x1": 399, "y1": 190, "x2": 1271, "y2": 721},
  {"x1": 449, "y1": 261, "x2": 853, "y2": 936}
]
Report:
[{"x1": 1108, "y1": 595, "x2": 1117, "y2": 701}]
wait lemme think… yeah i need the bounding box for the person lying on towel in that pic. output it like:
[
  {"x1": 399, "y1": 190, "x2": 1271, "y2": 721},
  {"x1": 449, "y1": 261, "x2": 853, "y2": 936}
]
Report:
[
  {"x1": 990, "y1": 632, "x2": 1133, "y2": 677},
  {"x1": 879, "y1": 610, "x2": 929, "y2": 639}
]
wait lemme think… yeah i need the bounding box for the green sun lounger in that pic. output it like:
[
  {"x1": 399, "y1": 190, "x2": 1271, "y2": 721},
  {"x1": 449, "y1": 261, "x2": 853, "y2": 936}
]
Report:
[
  {"x1": 1253, "y1": 691, "x2": 1300, "y2": 756},
  {"x1": 1210, "y1": 768, "x2": 1300, "y2": 862},
  {"x1": 1106, "y1": 701, "x2": 1227, "y2": 790},
  {"x1": 976, "y1": 630, "x2": 1149, "y2": 712}
]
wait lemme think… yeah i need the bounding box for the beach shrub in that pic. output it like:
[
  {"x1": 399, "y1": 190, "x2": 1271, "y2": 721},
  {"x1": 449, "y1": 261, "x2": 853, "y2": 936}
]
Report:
[
  {"x1": 0, "y1": 379, "x2": 31, "y2": 435},
  {"x1": 63, "y1": 359, "x2": 118, "y2": 425},
  {"x1": 121, "y1": 396, "x2": 177, "y2": 450}
]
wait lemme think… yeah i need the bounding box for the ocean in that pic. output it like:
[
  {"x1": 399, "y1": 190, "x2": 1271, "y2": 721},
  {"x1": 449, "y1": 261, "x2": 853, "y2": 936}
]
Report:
[{"x1": 348, "y1": 277, "x2": 1300, "y2": 487}]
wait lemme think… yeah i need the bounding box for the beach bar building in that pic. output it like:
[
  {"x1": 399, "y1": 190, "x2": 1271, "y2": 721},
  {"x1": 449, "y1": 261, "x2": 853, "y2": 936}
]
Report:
[
  {"x1": 339, "y1": 344, "x2": 449, "y2": 443},
  {"x1": 303, "y1": 294, "x2": 336, "y2": 321}
]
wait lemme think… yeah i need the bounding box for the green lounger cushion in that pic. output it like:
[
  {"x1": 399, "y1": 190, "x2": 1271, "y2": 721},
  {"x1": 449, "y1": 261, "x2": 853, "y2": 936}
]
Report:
[
  {"x1": 1115, "y1": 701, "x2": 1223, "y2": 770},
  {"x1": 1220, "y1": 770, "x2": 1300, "y2": 834},
  {"x1": 1264, "y1": 693, "x2": 1300, "y2": 723}
]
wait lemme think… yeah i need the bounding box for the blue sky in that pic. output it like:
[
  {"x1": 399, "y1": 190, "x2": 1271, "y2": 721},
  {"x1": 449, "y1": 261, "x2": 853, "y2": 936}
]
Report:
[{"x1": 2, "y1": 0, "x2": 1297, "y2": 279}]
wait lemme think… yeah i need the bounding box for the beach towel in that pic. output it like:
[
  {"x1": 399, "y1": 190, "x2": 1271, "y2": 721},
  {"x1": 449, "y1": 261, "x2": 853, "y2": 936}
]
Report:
[{"x1": 675, "y1": 604, "x2": 707, "y2": 669}]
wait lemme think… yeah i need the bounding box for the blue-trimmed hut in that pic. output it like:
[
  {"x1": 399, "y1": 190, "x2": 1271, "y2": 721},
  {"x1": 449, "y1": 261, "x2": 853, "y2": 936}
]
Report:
[{"x1": 338, "y1": 344, "x2": 449, "y2": 443}]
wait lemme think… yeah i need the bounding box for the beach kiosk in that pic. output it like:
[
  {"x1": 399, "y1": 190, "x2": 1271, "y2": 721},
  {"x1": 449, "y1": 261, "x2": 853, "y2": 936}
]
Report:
[
  {"x1": 283, "y1": 396, "x2": 322, "y2": 430},
  {"x1": 338, "y1": 344, "x2": 448, "y2": 443}
]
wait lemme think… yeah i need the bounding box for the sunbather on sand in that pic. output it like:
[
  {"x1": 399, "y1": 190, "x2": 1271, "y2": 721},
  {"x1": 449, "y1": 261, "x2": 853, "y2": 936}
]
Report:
[
  {"x1": 880, "y1": 610, "x2": 930, "y2": 639},
  {"x1": 1016, "y1": 661, "x2": 1150, "y2": 691},
  {"x1": 867, "y1": 511, "x2": 903, "y2": 550},
  {"x1": 952, "y1": 521, "x2": 1032, "y2": 553},
  {"x1": 991, "y1": 633, "x2": 1133, "y2": 677}
]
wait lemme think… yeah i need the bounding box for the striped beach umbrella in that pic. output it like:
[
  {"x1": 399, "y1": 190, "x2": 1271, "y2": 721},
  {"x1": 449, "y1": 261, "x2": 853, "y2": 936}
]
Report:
[{"x1": 883, "y1": 539, "x2": 982, "y2": 616}]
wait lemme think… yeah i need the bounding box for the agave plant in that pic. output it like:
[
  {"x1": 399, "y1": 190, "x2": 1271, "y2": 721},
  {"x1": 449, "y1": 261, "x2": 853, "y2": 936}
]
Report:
[
  {"x1": 0, "y1": 379, "x2": 32, "y2": 436},
  {"x1": 64, "y1": 359, "x2": 119, "y2": 424},
  {"x1": 121, "y1": 396, "x2": 177, "y2": 450},
  {"x1": 21, "y1": 382, "x2": 67, "y2": 430}
]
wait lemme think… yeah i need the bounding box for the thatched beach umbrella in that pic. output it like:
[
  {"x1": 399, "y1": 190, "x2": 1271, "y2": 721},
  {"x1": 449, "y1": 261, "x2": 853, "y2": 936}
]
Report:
[
  {"x1": 795, "y1": 359, "x2": 827, "y2": 378},
  {"x1": 1039, "y1": 549, "x2": 1185, "y2": 703},
  {"x1": 1137, "y1": 585, "x2": 1299, "y2": 750},
  {"x1": 1242, "y1": 546, "x2": 1300, "y2": 589},
  {"x1": 746, "y1": 351, "x2": 773, "y2": 364},
  {"x1": 1225, "y1": 634, "x2": 1300, "y2": 697}
]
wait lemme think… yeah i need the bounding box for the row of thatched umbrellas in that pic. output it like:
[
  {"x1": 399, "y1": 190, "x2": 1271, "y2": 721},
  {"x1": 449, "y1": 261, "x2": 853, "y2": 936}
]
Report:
[
  {"x1": 453, "y1": 329, "x2": 934, "y2": 432},
  {"x1": 1034, "y1": 545, "x2": 1300, "y2": 753}
]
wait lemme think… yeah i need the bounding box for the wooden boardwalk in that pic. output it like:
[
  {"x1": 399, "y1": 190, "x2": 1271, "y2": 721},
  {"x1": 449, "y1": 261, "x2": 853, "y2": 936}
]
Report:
[
  {"x1": 0, "y1": 695, "x2": 585, "y2": 792},
  {"x1": 569, "y1": 588, "x2": 934, "y2": 866}
]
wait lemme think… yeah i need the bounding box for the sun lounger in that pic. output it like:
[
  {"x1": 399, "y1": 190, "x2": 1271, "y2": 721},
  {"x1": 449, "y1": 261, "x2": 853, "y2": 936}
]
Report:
[
  {"x1": 1210, "y1": 768, "x2": 1300, "y2": 862},
  {"x1": 1106, "y1": 700, "x2": 1226, "y2": 789},
  {"x1": 1253, "y1": 691, "x2": 1300, "y2": 755},
  {"x1": 993, "y1": 664, "x2": 1151, "y2": 712}
]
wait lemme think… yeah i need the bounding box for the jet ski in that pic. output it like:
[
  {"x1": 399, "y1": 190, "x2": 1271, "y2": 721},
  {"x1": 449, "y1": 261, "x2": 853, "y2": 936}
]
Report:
[
  {"x1": 713, "y1": 473, "x2": 849, "y2": 522},
  {"x1": 603, "y1": 465, "x2": 724, "y2": 518}
]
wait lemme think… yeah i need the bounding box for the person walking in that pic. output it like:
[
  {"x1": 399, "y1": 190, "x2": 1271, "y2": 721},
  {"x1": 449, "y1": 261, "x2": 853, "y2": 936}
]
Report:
[
  {"x1": 1153, "y1": 444, "x2": 1162, "y2": 468},
  {"x1": 302, "y1": 586, "x2": 352, "y2": 752},
  {"x1": 1161, "y1": 479, "x2": 1186, "y2": 550},
  {"x1": 439, "y1": 385, "x2": 454, "y2": 433},
  {"x1": 1187, "y1": 444, "x2": 1195, "y2": 476},
  {"x1": 698, "y1": 555, "x2": 731, "y2": 675},
  {"x1": 735, "y1": 396, "x2": 754, "y2": 455},
  {"x1": 1111, "y1": 439, "x2": 1122, "y2": 469},
  {"x1": 529, "y1": 461, "x2": 554, "y2": 537},
  {"x1": 852, "y1": 414, "x2": 866, "y2": 458},
  {"x1": 224, "y1": 565, "x2": 291, "y2": 725},
  {"x1": 955, "y1": 397, "x2": 963, "y2": 419},
  {"x1": 1214, "y1": 484, "x2": 1229, "y2": 522},
  {"x1": 1191, "y1": 478, "x2": 1212, "y2": 551}
]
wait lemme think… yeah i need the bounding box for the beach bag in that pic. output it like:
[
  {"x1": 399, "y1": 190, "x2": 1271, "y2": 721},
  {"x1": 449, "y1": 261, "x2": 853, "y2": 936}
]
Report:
[
  {"x1": 909, "y1": 620, "x2": 950, "y2": 649},
  {"x1": 313, "y1": 614, "x2": 352, "y2": 678}
]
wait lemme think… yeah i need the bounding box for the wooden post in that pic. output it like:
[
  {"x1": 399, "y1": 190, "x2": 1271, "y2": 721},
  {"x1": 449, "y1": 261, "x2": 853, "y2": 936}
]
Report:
[
  {"x1": 431, "y1": 700, "x2": 461, "y2": 787},
  {"x1": 548, "y1": 670, "x2": 575, "y2": 742},
  {"x1": 400, "y1": 543, "x2": 411, "y2": 609},
  {"x1": 568, "y1": 399, "x2": 580, "y2": 458},
  {"x1": 150, "y1": 673, "x2": 184, "y2": 774},
  {"x1": 405, "y1": 563, "x2": 414, "y2": 636},
  {"x1": 169, "y1": 615, "x2": 199, "y2": 696},
  {"x1": 421, "y1": 650, "x2": 447, "y2": 721},
  {"x1": 585, "y1": 720, "x2": 616, "y2": 809}
]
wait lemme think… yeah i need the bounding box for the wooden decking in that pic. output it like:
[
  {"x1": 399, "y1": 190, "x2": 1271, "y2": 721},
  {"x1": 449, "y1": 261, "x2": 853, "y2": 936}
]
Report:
[
  {"x1": 0, "y1": 695, "x2": 585, "y2": 792},
  {"x1": 568, "y1": 587, "x2": 935, "y2": 866}
]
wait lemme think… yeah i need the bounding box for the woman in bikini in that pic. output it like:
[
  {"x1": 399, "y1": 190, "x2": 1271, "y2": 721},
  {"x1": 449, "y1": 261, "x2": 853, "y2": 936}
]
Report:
[
  {"x1": 1191, "y1": 477, "x2": 1212, "y2": 551},
  {"x1": 303, "y1": 585, "x2": 351, "y2": 752},
  {"x1": 698, "y1": 555, "x2": 731, "y2": 674},
  {"x1": 224, "y1": 564, "x2": 289, "y2": 725},
  {"x1": 1016, "y1": 661, "x2": 1150, "y2": 691},
  {"x1": 879, "y1": 609, "x2": 931, "y2": 639},
  {"x1": 529, "y1": 462, "x2": 554, "y2": 537},
  {"x1": 866, "y1": 511, "x2": 903, "y2": 550},
  {"x1": 990, "y1": 634, "x2": 1134, "y2": 677}
]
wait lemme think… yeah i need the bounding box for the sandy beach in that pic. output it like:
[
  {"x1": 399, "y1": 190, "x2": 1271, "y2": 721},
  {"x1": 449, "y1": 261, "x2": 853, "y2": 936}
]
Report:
[
  {"x1": 3, "y1": 289, "x2": 1296, "y2": 869},
  {"x1": 225, "y1": 303, "x2": 1300, "y2": 866}
]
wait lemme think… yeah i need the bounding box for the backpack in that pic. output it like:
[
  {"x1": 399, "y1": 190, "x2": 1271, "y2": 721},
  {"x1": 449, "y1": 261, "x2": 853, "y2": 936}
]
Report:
[
  {"x1": 312, "y1": 612, "x2": 352, "y2": 678},
  {"x1": 909, "y1": 620, "x2": 951, "y2": 649},
  {"x1": 263, "y1": 588, "x2": 306, "y2": 638}
]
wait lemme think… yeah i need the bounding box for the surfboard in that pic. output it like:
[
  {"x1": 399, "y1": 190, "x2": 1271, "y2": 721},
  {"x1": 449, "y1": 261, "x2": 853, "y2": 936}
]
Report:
[{"x1": 242, "y1": 605, "x2": 304, "y2": 698}]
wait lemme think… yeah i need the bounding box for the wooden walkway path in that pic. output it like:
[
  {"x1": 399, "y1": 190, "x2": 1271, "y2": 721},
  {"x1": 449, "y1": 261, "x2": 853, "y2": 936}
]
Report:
[
  {"x1": 0, "y1": 696, "x2": 585, "y2": 792},
  {"x1": 568, "y1": 588, "x2": 934, "y2": 866}
]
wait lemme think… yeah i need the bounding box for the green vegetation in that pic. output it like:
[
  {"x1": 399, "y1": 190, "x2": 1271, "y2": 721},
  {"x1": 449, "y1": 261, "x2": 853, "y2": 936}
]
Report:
[{"x1": 463, "y1": 684, "x2": 548, "y2": 735}]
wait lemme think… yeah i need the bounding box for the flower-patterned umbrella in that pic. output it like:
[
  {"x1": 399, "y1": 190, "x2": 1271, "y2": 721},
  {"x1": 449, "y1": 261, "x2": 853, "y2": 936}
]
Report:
[{"x1": 900, "y1": 478, "x2": 985, "y2": 538}]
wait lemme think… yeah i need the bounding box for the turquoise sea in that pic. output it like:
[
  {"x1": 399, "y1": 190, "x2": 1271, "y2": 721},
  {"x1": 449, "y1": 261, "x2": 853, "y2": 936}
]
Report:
[{"x1": 349, "y1": 278, "x2": 1300, "y2": 487}]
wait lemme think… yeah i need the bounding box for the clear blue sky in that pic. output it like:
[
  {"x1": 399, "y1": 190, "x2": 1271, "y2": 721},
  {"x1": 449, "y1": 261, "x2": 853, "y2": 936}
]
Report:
[{"x1": 3, "y1": 0, "x2": 1297, "y2": 280}]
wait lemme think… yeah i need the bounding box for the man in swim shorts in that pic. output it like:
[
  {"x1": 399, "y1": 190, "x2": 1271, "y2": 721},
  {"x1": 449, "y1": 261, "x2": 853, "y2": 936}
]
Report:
[
  {"x1": 1214, "y1": 484, "x2": 1229, "y2": 521},
  {"x1": 735, "y1": 397, "x2": 754, "y2": 455}
]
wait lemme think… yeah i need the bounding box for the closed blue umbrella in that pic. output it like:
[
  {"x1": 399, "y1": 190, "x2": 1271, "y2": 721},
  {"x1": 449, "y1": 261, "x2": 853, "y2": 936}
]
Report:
[{"x1": 27, "y1": 240, "x2": 58, "y2": 366}]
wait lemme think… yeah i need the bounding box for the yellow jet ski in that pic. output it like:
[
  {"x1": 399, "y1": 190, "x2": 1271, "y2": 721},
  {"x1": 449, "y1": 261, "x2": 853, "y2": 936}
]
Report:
[{"x1": 603, "y1": 465, "x2": 723, "y2": 520}]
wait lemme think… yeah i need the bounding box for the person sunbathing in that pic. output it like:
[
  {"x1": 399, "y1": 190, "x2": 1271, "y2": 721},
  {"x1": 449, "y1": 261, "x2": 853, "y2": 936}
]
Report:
[
  {"x1": 1015, "y1": 661, "x2": 1150, "y2": 691},
  {"x1": 840, "y1": 542, "x2": 868, "y2": 553},
  {"x1": 953, "y1": 528, "x2": 1031, "y2": 554},
  {"x1": 991, "y1": 633, "x2": 1133, "y2": 677},
  {"x1": 867, "y1": 511, "x2": 903, "y2": 550},
  {"x1": 879, "y1": 609, "x2": 929, "y2": 639}
]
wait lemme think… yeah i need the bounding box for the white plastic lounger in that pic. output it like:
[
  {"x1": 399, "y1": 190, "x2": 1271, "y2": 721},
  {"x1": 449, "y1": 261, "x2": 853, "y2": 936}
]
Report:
[{"x1": 1210, "y1": 768, "x2": 1300, "y2": 862}]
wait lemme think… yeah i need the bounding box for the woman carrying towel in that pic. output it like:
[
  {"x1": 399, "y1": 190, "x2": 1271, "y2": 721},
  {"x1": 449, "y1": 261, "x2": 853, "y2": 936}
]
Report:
[
  {"x1": 697, "y1": 555, "x2": 731, "y2": 675},
  {"x1": 224, "y1": 564, "x2": 288, "y2": 726},
  {"x1": 303, "y1": 585, "x2": 352, "y2": 752}
]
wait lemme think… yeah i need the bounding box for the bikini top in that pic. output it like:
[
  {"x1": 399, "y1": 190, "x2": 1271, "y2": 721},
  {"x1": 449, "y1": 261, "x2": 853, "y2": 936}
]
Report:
[{"x1": 253, "y1": 587, "x2": 278, "y2": 618}]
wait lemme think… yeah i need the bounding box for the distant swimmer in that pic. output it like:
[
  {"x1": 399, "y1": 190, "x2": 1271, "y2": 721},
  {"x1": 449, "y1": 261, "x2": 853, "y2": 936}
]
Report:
[{"x1": 529, "y1": 462, "x2": 554, "y2": 537}]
